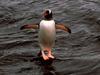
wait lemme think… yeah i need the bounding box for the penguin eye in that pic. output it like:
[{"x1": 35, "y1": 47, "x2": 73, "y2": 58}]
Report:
[{"x1": 46, "y1": 10, "x2": 49, "y2": 14}]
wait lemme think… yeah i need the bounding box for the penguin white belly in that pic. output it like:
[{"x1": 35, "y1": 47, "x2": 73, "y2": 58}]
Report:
[{"x1": 39, "y1": 20, "x2": 56, "y2": 50}]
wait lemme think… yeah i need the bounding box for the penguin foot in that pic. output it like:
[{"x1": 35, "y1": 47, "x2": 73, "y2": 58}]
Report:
[
  {"x1": 48, "y1": 54, "x2": 55, "y2": 59},
  {"x1": 42, "y1": 55, "x2": 49, "y2": 60}
]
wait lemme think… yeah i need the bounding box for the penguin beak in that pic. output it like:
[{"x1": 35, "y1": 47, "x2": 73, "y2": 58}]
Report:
[{"x1": 42, "y1": 11, "x2": 48, "y2": 18}]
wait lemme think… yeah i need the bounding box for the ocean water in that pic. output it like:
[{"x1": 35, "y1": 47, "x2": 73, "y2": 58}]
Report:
[{"x1": 0, "y1": 0, "x2": 100, "y2": 75}]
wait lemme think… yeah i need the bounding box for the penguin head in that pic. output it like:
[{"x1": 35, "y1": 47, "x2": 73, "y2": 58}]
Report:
[{"x1": 43, "y1": 9, "x2": 53, "y2": 20}]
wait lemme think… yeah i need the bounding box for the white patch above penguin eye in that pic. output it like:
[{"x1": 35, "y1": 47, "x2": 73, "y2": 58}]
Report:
[
  {"x1": 45, "y1": 9, "x2": 52, "y2": 14},
  {"x1": 48, "y1": 9, "x2": 52, "y2": 14}
]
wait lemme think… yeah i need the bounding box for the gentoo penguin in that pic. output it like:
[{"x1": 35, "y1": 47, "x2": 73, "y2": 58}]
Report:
[{"x1": 20, "y1": 9, "x2": 71, "y2": 60}]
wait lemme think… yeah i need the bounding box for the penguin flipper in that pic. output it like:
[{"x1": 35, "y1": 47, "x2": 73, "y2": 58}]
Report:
[
  {"x1": 56, "y1": 24, "x2": 71, "y2": 33},
  {"x1": 20, "y1": 24, "x2": 39, "y2": 30}
]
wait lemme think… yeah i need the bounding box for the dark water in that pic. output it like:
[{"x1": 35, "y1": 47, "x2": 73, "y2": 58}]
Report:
[{"x1": 0, "y1": 0, "x2": 100, "y2": 75}]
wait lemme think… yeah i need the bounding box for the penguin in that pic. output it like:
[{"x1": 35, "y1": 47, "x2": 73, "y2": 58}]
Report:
[{"x1": 20, "y1": 9, "x2": 71, "y2": 60}]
